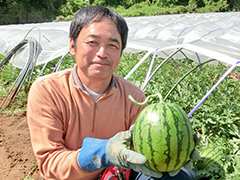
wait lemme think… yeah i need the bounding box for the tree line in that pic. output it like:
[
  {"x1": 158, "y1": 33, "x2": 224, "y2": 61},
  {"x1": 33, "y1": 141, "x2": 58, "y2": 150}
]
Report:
[{"x1": 0, "y1": 0, "x2": 239, "y2": 25}]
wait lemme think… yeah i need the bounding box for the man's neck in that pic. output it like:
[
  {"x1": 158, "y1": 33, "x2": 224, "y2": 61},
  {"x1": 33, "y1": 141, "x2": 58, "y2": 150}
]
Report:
[
  {"x1": 83, "y1": 79, "x2": 111, "y2": 94},
  {"x1": 79, "y1": 74, "x2": 112, "y2": 95},
  {"x1": 82, "y1": 83, "x2": 103, "y2": 101}
]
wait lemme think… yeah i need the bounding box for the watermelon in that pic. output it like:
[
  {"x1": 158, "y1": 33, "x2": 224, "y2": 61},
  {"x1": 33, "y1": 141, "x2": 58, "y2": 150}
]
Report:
[
  {"x1": 130, "y1": 94, "x2": 195, "y2": 172},
  {"x1": 196, "y1": 146, "x2": 222, "y2": 170}
]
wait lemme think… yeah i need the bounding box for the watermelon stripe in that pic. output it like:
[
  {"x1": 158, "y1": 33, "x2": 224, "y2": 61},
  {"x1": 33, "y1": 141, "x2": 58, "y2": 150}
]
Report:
[
  {"x1": 148, "y1": 104, "x2": 159, "y2": 171},
  {"x1": 137, "y1": 113, "x2": 144, "y2": 153},
  {"x1": 199, "y1": 147, "x2": 222, "y2": 169},
  {"x1": 162, "y1": 103, "x2": 172, "y2": 171},
  {"x1": 175, "y1": 104, "x2": 194, "y2": 166},
  {"x1": 169, "y1": 104, "x2": 184, "y2": 170}
]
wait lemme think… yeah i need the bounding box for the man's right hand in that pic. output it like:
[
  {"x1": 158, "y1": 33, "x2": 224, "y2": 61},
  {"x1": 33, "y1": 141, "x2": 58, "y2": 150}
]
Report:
[{"x1": 106, "y1": 125, "x2": 163, "y2": 178}]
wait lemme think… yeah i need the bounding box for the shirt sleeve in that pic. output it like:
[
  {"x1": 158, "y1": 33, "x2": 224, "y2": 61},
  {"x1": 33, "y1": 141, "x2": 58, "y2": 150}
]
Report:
[{"x1": 27, "y1": 80, "x2": 103, "y2": 180}]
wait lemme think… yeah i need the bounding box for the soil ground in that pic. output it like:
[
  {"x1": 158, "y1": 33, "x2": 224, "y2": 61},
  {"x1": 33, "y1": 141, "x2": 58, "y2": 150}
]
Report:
[{"x1": 0, "y1": 107, "x2": 42, "y2": 180}]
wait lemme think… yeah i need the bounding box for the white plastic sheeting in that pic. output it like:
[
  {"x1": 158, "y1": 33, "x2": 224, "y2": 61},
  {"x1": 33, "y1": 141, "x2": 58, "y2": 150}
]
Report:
[
  {"x1": 0, "y1": 21, "x2": 70, "y2": 68},
  {"x1": 125, "y1": 12, "x2": 240, "y2": 67},
  {"x1": 0, "y1": 12, "x2": 240, "y2": 69}
]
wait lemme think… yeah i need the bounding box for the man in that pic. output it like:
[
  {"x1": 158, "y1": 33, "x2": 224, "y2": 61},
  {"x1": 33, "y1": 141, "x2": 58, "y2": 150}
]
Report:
[{"x1": 27, "y1": 6, "x2": 199, "y2": 180}]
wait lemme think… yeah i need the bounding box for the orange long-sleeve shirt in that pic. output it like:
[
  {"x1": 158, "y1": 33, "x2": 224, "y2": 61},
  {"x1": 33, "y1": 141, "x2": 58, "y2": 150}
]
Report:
[{"x1": 27, "y1": 64, "x2": 146, "y2": 180}]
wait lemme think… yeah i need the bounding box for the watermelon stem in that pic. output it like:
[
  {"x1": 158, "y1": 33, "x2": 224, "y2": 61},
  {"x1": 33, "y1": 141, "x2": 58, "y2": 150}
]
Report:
[{"x1": 129, "y1": 93, "x2": 163, "y2": 105}]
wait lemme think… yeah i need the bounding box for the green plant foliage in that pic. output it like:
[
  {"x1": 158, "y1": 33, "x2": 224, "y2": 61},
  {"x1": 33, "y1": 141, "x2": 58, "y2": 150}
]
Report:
[
  {"x1": 0, "y1": 0, "x2": 66, "y2": 24},
  {"x1": 229, "y1": 0, "x2": 240, "y2": 11},
  {"x1": 59, "y1": 0, "x2": 89, "y2": 19},
  {"x1": 197, "y1": 0, "x2": 229, "y2": 12},
  {"x1": 152, "y1": 0, "x2": 179, "y2": 7},
  {"x1": 0, "y1": 0, "x2": 239, "y2": 25}
]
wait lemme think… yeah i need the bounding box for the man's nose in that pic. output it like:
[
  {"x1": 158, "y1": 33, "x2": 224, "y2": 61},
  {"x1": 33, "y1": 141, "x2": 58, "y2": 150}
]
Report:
[{"x1": 96, "y1": 46, "x2": 108, "y2": 58}]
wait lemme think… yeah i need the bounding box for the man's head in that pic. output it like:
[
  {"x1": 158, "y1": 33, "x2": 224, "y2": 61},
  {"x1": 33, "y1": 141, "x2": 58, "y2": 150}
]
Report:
[
  {"x1": 69, "y1": 6, "x2": 128, "y2": 90},
  {"x1": 69, "y1": 6, "x2": 128, "y2": 51}
]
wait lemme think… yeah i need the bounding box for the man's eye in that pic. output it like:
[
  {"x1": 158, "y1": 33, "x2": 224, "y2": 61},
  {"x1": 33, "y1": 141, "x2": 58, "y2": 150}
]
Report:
[
  {"x1": 109, "y1": 44, "x2": 119, "y2": 49},
  {"x1": 87, "y1": 41, "x2": 97, "y2": 45}
]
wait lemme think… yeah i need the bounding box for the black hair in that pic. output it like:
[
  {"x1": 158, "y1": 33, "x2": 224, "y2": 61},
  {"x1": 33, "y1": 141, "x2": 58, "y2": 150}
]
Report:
[{"x1": 69, "y1": 6, "x2": 128, "y2": 51}]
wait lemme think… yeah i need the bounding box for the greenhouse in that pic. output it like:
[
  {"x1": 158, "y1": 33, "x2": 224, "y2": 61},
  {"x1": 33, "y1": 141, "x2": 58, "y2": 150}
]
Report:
[{"x1": 0, "y1": 11, "x2": 240, "y2": 112}]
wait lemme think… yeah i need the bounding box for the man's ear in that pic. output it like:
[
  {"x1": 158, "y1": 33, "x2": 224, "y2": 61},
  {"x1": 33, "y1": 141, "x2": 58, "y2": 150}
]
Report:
[{"x1": 69, "y1": 38, "x2": 76, "y2": 56}]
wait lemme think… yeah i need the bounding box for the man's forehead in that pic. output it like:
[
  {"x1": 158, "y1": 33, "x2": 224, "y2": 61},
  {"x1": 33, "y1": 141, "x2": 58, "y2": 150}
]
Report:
[
  {"x1": 80, "y1": 18, "x2": 121, "y2": 39},
  {"x1": 88, "y1": 16, "x2": 116, "y2": 28}
]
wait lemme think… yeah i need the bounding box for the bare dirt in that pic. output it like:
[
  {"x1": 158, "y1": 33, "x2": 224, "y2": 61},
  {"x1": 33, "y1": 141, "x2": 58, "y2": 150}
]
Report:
[{"x1": 0, "y1": 109, "x2": 42, "y2": 180}]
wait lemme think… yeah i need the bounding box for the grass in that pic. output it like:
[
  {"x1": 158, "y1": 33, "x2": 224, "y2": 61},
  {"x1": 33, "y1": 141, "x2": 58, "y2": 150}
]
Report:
[{"x1": 0, "y1": 52, "x2": 240, "y2": 179}]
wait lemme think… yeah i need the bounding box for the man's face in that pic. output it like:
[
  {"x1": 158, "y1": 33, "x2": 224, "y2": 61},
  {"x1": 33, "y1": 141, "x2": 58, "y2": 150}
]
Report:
[{"x1": 70, "y1": 17, "x2": 122, "y2": 82}]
